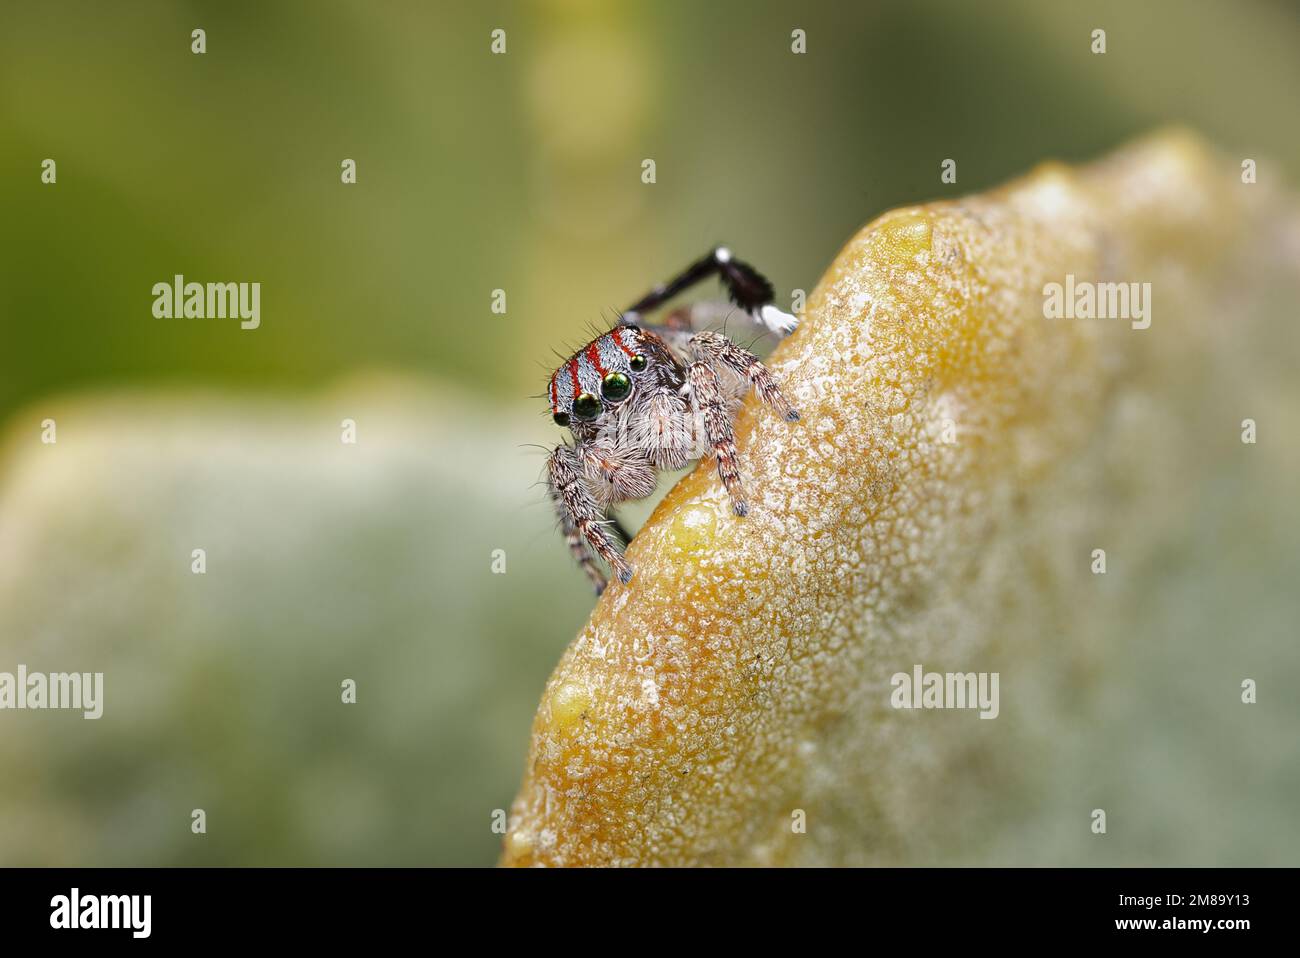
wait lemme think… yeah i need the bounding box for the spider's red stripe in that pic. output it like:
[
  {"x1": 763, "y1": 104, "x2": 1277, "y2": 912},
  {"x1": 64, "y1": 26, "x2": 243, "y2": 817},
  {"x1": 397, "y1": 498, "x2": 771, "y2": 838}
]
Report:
[
  {"x1": 611, "y1": 327, "x2": 638, "y2": 358},
  {"x1": 568, "y1": 359, "x2": 581, "y2": 399},
  {"x1": 550, "y1": 375, "x2": 558, "y2": 413},
  {"x1": 585, "y1": 341, "x2": 606, "y2": 377}
]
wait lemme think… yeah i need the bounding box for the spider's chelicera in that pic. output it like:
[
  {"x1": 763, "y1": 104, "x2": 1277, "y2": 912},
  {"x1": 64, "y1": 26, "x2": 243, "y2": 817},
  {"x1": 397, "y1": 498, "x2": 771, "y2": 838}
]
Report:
[{"x1": 544, "y1": 247, "x2": 801, "y2": 594}]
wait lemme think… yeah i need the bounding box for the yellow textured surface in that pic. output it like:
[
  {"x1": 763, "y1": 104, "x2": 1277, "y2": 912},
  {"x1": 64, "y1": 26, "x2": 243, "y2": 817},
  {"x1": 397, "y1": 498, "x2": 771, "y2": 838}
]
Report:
[{"x1": 501, "y1": 131, "x2": 1299, "y2": 866}]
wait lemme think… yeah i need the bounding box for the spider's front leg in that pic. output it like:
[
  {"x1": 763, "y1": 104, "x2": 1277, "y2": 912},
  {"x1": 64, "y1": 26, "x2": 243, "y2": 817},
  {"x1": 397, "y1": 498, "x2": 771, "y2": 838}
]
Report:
[
  {"x1": 686, "y1": 359, "x2": 749, "y2": 517},
  {"x1": 547, "y1": 444, "x2": 632, "y2": 594},
  {"x1": 690, "y1": 330, "x2": 800, "y2": 422}
]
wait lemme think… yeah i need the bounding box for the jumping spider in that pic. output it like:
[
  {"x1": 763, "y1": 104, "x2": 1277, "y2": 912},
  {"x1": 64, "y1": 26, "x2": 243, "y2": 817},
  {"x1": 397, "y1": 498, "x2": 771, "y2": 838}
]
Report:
[{"x1": 545, "y1": 247, "x2": 801, "y2": 594}]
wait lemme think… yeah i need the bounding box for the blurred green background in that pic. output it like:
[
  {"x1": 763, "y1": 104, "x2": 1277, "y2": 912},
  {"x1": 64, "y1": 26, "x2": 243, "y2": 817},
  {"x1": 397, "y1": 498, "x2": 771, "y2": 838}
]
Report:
[{"x1": 1, "y1": 1, "x2": 1298, "y2": 865}]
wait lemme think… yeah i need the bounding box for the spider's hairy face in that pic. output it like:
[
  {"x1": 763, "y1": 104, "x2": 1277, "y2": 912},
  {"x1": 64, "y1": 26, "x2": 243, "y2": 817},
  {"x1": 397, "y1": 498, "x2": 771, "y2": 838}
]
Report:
[{"x1": 547, "y1": 325, "x2": 680, "y2": 437}]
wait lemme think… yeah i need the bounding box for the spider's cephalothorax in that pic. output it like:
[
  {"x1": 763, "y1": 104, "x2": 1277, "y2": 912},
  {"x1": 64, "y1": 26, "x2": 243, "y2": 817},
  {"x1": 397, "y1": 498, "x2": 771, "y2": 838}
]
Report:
[{"x1": 545, "y1": 247, "x2": 800, "y2": 594}]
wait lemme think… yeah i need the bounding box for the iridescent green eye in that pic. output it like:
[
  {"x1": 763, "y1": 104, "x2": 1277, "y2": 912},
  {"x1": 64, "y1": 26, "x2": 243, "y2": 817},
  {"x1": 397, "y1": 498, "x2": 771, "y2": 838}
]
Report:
[
  {"x1": 552, "y1": 411, "x2": 570, "y2": 427},
  {"x1": 602, "y1": 371, "x2": 631, "y2": 402},
  {"x1": 572, "y1": 393, "x2": 601, "y2": 421},
  {"x1": 629, "y1": 355, "x2": 647, "y2": 372}
]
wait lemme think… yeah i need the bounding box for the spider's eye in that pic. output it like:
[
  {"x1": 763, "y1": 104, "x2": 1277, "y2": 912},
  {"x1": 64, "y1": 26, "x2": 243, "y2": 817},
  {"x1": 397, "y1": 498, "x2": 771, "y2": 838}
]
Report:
[
  {"x1": 552, "y1": 411, "x2": 570, "y2": 427},
  {"x1": 601, "y1": 371, "x2": 631, "y2": 402},
  {"x1": 629, "y1": 354, "x2": 647, "y2": 372},
  {"x1": 572, "y1": 393, "x2": 602, "y2": 421}
]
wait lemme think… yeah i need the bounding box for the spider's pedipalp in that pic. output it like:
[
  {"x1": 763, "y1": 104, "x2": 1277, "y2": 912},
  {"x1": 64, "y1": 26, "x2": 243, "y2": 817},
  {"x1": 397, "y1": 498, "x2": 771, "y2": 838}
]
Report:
[{"x1": 578, "y1": 438, "x2": 657, "y2": 508}]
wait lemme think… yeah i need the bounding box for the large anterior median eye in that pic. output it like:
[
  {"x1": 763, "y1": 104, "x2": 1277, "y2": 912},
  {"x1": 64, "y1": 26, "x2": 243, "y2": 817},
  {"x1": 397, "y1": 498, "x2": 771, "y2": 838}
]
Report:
[
  {"x1": 601, "y1": 371, "x2": 631, "y2": 402},
  {"x1": 572, "y1": 393, "x2": 601, "y2": 421}
]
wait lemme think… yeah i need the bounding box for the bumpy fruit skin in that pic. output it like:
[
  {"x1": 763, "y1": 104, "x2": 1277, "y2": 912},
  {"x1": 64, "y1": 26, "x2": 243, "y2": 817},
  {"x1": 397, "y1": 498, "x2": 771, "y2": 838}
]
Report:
[{"x1": 501, "y1": 131, "x2": 1300, "y2": 867}]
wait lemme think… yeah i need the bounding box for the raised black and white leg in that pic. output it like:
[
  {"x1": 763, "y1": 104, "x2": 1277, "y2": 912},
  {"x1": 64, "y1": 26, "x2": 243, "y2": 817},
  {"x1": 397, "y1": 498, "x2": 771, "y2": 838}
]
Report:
[{"x1": 621, "y1": 247, "x2": 798, "y2": 337}]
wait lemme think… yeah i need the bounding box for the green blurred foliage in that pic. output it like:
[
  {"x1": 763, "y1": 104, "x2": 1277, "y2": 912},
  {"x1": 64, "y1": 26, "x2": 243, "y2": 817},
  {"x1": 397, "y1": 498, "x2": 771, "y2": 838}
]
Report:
[{"x1": 3, "y1": 0, "x2": 1299, "y2": 415}]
